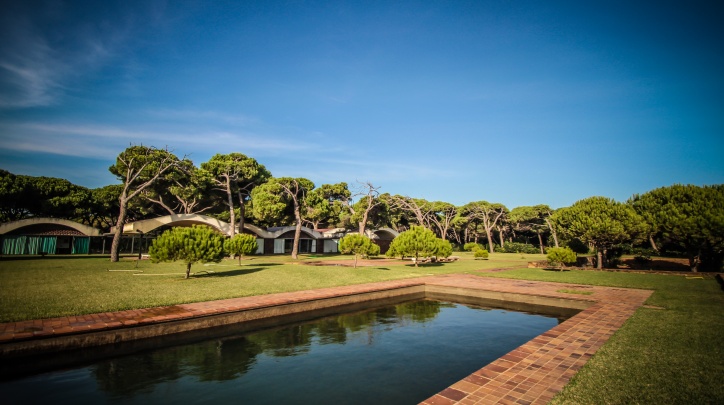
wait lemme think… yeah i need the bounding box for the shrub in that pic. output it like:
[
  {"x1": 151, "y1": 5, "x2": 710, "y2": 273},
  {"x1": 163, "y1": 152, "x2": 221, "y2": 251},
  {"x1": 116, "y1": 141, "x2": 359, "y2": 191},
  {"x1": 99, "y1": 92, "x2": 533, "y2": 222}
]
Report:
[
  {"x1": 339, "y1": 234, "x2": 378, "y2": 268},
  {"x1": 224, "y1": 234, "x2": 258, "y2": 264},
  {"x1": 366, "y1": 242, "x2": 380, "y2": 258},
  {"x1": 149, "y1": 225, "x2": 225, "y2": 279},
  {"x1": 473, "y1": 247, "x2": 489, "y2": 259},
  {"x1": 547, "y1": 247, "x2": 577, "y2": 269},
  {"x1": 435, "y1": 239, "x2": 453, "y2": 258},
  {"x1": 386, "y1": 226, "x2": 450, "y2": 267},
  {"x1": 463, "y1": 242, "x2": 483, "y2": 252},
  {"x1": 497, "y1": 242, "x2": 539, "y2": 254}
]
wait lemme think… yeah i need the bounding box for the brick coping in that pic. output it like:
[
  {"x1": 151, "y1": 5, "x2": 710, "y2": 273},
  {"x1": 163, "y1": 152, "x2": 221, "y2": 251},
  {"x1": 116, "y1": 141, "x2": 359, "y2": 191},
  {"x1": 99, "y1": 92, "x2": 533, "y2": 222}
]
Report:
[{"x1": 0, "y1": 274, "x2": 653, "y2": 404}]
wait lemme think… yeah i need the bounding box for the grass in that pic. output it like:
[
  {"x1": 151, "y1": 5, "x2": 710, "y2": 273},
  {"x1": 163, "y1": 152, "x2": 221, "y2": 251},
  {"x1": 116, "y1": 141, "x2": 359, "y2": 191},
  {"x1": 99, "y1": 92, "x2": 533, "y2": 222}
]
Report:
[
  {"x1": 0, "y1": 252, "x2": 538, "y2": 322},
  {"x1": 1, "y1": 252, "x2": 722, "y2": 403},
  {"x1": 473, "y1": 267, "x2": 724, "y2": 404}
]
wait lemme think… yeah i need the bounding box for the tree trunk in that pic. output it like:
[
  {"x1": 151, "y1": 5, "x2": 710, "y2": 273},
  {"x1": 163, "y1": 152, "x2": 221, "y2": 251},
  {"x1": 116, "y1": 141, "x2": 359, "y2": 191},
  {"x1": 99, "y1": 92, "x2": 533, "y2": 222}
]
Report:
[
  {"x1": 146, "y1": 196, "x2": 176, "y2": 215},
  {"x1": 544, "y1": 218, "x2": 559, "y2": 248},
  {"x1": 110, "y1": 196, "x2": 128, "y2": 262},
  {"x1": 688, "y1": 248, "x2": 700, "y2": 272},
  {"x1": 226, "y1": 179, "x2": 236, "y2": 238},
  {"x1": 649, "y1": 234, "x2": 659, "y2": 253},
  {"x1": 292, "y1": 206, "x2": 302, "y2": 260},
  {"x1": 596, "y1": 249, "x2": 603, "y2": 269},
  {"x1": 354, "y1": 254, "x2": 358, "y2": 268},
  {"x1": 485, "y1": 228, "x2": 495, "y2": 253},
  {"x1": 498, "y1": 229, "x2": 505, "y2": 248},
  {"x1": 537, "y1": 232, "x2": 545, "y2": 254},
  {"x1": 236, "y1": 190, "x2": 248, "y2": 235},
  {"x1": 185, "y1": 262, "x2": 192, "y2": 279},
  {"x1": 359, "y1": 209, "x2": 369, "y2": 236}
]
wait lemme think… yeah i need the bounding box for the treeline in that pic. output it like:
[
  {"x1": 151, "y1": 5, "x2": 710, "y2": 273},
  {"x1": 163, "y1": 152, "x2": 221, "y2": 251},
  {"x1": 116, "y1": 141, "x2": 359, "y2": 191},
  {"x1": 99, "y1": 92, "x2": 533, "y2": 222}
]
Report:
[{"x1": 1, "y1": 145, "x2": 722, "y2": 270}]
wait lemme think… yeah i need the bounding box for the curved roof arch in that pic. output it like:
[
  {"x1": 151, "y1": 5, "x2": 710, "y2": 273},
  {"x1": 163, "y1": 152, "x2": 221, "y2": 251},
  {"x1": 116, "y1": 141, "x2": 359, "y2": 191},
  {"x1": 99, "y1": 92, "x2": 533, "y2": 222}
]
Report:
[
  {"x1": 366, "y1": 228, "x2": 400, "y2": 240},
  {"x1": 0, "y1": 218, "x2": 101, "y2": 236},
  {"x1": 268, "y1": 226, "x2": 322, "y2": 239},
  {"x1": 242, "y1": 223, "x2": 273, "y2": 238},
  {"x1": 115, "y1": 214, "x2": 232, "y2": 235}
]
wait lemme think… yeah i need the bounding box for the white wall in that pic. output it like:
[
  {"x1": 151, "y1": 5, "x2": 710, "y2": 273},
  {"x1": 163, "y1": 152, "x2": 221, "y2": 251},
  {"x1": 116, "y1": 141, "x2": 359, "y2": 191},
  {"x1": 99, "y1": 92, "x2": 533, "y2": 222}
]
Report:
[{"x1": 323, "y1": 239, "x2": 339, "y2": 253}]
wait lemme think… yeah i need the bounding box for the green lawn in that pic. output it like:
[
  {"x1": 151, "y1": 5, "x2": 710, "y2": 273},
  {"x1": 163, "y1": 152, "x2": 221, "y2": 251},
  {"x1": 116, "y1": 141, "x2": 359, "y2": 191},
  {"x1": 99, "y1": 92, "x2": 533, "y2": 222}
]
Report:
[
  {"x1": 0, "y1": 253, "x2": 722, "y2": 403},
  {"x1": 0, "y1": 252, "x2": 538, "y2": 322},
  {"x1": 476, "y1": 268, "x2": 724, "y2": 404}
]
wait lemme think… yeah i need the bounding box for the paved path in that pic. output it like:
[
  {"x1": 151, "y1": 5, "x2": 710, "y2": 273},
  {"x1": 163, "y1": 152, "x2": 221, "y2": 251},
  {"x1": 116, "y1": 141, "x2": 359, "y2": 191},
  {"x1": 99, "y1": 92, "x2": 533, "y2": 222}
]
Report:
[{"x1": 0, "y1": 274, "x2": 653, "y2": 405}]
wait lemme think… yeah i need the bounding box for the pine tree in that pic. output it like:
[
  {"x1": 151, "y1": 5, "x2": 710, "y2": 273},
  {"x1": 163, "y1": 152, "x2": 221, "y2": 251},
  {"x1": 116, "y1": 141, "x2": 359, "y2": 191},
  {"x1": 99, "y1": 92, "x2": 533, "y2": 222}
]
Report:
[
  {"x1": 546, "y1": 247, "x2": 577, "y2": 269},
  {"x1": 149, "y1": 225, "x2": 225, "y2": 279},
  {"x1": 385, "y1": 226, "x2": 451, "y2": 267},
  {"x1": 224, "y1": 233, "x2": 259, "y2": 264},
  {"x1": 552, "y1": 197, "x2": 647, "y2": 269},
  {"x1": 630, "y1": 184, "x2": 724, "y2": 272},
  {"x1": 338, "y1": 234, "x2": 378, "y2": 268}
]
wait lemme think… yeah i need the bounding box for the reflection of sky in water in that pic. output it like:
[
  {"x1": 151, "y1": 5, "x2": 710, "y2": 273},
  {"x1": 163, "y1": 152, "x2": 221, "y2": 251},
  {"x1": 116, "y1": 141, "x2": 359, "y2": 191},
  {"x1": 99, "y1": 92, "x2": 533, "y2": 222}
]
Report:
[{"x1": 1, "y1": 301, "x2": 559, "y2": 405}]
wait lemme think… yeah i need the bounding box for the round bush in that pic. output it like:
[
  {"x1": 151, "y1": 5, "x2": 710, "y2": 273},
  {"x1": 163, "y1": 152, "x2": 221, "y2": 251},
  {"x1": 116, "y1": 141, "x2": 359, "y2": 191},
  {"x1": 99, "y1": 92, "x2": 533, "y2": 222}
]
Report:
[
  {"x1": 497, "y1": 242, "x2": 539, "y2": 254},
  {"x1": 473, "y1": 247, "x2": 489, "y2": 259},
  {"x1": 547, "y1": 247, "x2": 577, "y2": 267},
  {"x1": 463, "y1": 242, "x2": 483, "y2": 252}
]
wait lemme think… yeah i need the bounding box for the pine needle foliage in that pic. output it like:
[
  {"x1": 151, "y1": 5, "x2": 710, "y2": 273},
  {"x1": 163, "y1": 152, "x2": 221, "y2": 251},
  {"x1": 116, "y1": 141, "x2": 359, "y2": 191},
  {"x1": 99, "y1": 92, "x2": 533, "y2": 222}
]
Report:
[
  {"x1": 546, "y1": 247, "x2": 577, "y2": 268},
  {"x1": 149, "y1": 225, "x2": 225, "y2": 278},
  {"x1": 224, "y1": 233, "x2": 258, "y2": 264},
  {"x1": 386, "y1": 226, "x2": 452, "y2": 267},
  {"x1": 552, "y1": 196, "x2": 647, "y2": 269},
  {"x1": 338, "y1": 234, "x2": 378, "y2": 268},
  {"x1": 473, "y1": 247, "x2": 489, "y2": 259}
]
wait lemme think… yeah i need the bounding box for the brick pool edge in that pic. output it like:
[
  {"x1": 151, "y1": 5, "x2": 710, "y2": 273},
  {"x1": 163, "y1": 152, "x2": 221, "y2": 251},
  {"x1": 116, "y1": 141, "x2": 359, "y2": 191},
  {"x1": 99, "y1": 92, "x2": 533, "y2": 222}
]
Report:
[{"x1": 0, "y1": 274, "x2": 652, "y2": 404}]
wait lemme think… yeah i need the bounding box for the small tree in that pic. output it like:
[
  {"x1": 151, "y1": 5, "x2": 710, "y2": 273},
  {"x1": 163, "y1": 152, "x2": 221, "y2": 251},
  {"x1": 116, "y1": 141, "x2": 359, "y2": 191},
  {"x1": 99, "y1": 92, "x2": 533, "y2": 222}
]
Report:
[
  {"x1": 338, "y1": 234, "x2": 378, "y2": 268},
  {"x1": 552, "y1": 196, "x2": 647, "y2": 269},
  {"x1": 224, "y1": 234, "x2": 258, "y2": 264},
  {"x1": 148, "y1": 225, "x2": 225, "y2": 279},
  {"x1": 546, "y1": 247, "x2": 577, "y2": 269},
  {"x1": 386, "y1": 226, "x2": 450, "y2": 267},
  {"x1": 463, "y1": 242, "x2": 483, "y2": 252},
  {"x1": 473, "y1": 247, "x2": 489, "y2": 259},
  {"x1": 434, "y1": 238, "x2": 453, "y2": 258}
]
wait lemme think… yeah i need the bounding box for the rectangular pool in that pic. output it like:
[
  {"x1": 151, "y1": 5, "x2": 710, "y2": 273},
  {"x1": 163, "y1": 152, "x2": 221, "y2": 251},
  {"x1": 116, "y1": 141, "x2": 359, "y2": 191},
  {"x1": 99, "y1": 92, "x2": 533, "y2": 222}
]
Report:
[{"x1": 0, "y1": 297, "x2": 576, "y2": 404}]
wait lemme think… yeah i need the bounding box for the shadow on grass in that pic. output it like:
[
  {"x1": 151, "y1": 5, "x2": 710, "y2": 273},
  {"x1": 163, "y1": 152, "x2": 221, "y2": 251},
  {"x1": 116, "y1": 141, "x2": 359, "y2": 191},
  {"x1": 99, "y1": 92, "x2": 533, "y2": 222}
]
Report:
[
  {"x1": 406, "y1": 262, "x2": 446, "y2": 268},
  {"x1": 193, "y1": 268, "x2": 264, "y2": 278},
  {"x1": 239, "y1": 262, "x2": 281, "y2": 267}
]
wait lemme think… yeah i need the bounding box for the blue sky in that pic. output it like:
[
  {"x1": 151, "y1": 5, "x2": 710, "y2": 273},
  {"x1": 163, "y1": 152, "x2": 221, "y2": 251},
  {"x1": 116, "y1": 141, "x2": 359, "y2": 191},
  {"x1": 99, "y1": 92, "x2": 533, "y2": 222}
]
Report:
[{"x1": 1, "y1": 0, "x2": 722, "y2": 209}]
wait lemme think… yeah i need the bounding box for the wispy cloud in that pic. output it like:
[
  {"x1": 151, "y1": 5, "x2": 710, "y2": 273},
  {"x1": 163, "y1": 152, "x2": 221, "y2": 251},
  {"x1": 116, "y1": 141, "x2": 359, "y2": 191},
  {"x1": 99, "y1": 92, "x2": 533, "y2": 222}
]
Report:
[
  {"x1": 0, "y1": 3, "x2": 144, "y2": 108},
  {"x1": 0, "y1": 16, "x2": 66, "y2": 108},
  {"x1": 0, "y1": 121, "x2": 316, "y2": 160}
]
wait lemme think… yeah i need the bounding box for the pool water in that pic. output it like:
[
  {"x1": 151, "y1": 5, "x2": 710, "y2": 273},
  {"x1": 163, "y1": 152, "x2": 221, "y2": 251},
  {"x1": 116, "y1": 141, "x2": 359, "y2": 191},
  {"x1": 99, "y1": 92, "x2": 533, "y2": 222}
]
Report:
[{"x1": 1, "y1": 300, "x2": 561, "y2": 404}]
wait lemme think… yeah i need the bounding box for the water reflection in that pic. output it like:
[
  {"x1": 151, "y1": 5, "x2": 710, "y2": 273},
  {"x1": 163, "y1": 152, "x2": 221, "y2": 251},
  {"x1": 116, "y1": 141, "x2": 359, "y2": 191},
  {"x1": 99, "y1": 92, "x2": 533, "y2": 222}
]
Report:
[
  {"x1": 2, "y1": 299, "x2": 565, "y2": 404},
  {"x1": 94, "y1": 336, "x2": 264, "y2": 396},
  {"x1": 92, "y1": 300, "x2": 446, "y2": 396}
]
